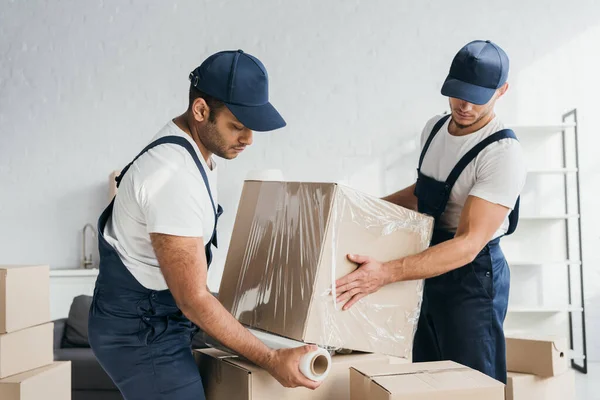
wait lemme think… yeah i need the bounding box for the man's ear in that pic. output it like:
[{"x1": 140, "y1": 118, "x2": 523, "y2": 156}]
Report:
[
  {"x1": 191, "y1": 98, "x2": 210, "y2": 123},
  {"x1": 497, "y1": 82, "x2": 509, "y2": 98}
]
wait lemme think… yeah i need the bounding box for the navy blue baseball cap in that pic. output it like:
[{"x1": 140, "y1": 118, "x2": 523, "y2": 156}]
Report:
[
  {"x1": 189, "y1": 49, "x2": 286, "y2": 132},
  {"x1": 441, "y1": 40, "x2": 509, "y2": 105}
]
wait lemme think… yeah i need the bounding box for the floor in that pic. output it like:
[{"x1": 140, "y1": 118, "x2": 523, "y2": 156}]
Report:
[{"x1": 576, "y1": 362, "x2": 599, "y2": 400}]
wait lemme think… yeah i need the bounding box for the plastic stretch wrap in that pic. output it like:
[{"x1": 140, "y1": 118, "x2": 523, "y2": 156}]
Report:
[{"x1": 218, "y1": 181, "x2": 434, "y2": 358}]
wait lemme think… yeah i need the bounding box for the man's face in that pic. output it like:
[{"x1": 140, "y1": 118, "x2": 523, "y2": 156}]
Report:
[
  {"x1": 198, "y1": 106, "x2": 253, "y2": 160},
  {"x1": 448, "y1": 96, "x2": 496, "y2": 129}
]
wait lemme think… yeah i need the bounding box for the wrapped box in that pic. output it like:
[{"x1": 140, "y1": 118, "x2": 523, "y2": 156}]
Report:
[
  {"x1": 0, "y1": 265, "x2": 50, "y2": 334},
  {"x1": 506, "y1": 370, "x2": 575, "y2": 400},
  {"x1": 0, "y1": 362, "x2": 71, "y2": 400},
  {"x1": 506, "y1": 335, "x2": 568, "y2": 377},
  {"x1": 195, "y1": 348, "x2": 389, "y2": 400},
  {"x1": 350, "y1": 361, "x2": 505, "y2": 400},
  {"x1": 218, "y1": 181, "x2": 434, "y2": 358},
  {"x1": 0, "y1": 323, "x2": 54, "y2": 378}
]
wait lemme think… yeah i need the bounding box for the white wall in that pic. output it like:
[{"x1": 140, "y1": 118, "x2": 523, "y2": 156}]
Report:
[{"x1": 1, "y1": 0, "x2": 599, "y2": 360}]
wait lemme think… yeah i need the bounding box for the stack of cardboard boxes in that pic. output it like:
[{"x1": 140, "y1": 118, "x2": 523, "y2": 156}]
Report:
[
  {"x1": 505, "y1": 335, "x2": 576, "y2": 399},
  {"x1": 0, "y1": 265, "x2": 71, "y2": 400},
  {"x1": 193, "y1": 181, "x2": 506, "y2": 399}
]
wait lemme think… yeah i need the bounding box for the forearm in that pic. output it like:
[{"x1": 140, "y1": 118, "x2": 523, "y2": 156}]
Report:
[
  {"x1": 382, "y1": 183, "x2": 417, "y2": 210},
  {"x1": 385, "y1": 236, "x2": 478, "y2": 281},
  {"x1": 180, "y1": 291, "x2": 273, "y2": 368}
]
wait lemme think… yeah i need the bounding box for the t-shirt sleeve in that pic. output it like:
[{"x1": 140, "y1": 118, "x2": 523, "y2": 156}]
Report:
[
  {"x1": 138, "y1": 167, "x2": 207, "y2": 237},
  {"x1": 469, "y1": 140, "x2": 527, "y2": 209}
]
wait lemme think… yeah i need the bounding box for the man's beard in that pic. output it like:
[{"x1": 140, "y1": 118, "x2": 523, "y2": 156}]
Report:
[{"x1": 200, "y1": 121, "x2": 232, "y2": 159}]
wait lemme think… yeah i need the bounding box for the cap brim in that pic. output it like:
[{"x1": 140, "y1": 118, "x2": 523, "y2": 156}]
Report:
[
  {"x1": 441, "y1": 76, "x2": 496, "y2": 105},
  {"x1": 225, "y1": 102, "x2": 286, "y2": 132}
]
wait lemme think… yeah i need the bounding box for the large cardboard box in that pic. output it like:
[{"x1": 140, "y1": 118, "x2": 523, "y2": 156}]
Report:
[
  {"x1": 506, "y1": 335, "x2": 568, "y2": 377},
  {"x1": 0, "y1": 265, "x2": 50, "y2": 334},
  {"x1": 0, "y1": 361, "x2": 71, "y2": 400},
  {"x1": 195, "y1": 348, "x2": 390, "y2": 400},
  {"x1": 350, "y1": 361, "x2": 505, "y2": 400},
  {"x1": 0, "y1": 323, "x2": 54, "y2": 378},
  {"x1": 506, "y1": 370, "x2": 575, "y2": 400},
  {"x1": 218, "y1": 181, "x2": 434, "y2": 358}
]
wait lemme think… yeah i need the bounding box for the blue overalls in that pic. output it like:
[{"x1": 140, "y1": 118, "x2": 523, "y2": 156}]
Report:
[
  {"x1": 88, "y1": 136, "x2": 222, "y2": 400},
  {"x1": 412, "y1": 114, "x2": 519, "y2": 384}
]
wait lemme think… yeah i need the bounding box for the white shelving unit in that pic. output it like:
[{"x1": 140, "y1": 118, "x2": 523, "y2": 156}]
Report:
[{"x1": 504, "y1": 109, "x2": 588, "y2": 373}]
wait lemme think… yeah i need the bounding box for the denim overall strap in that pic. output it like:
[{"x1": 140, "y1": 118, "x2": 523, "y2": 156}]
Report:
[
  {"x1": 444, "y1": 129, "x2": 520, "y2": 236},
  {"x1": 115, "y1": 135, "x2": 222, "y2": 261},
  {"x1": 418, "y1": 114, "x2": 452, "y2": 170}
]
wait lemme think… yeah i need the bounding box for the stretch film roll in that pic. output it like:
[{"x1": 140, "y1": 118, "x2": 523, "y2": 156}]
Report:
[{"x1": 249, "y1": 328, "x2": 332, "y2": 382}]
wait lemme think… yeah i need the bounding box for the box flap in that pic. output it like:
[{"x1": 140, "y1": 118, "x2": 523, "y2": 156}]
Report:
[
  {"x1": 372, "y1": 368, "x2": 504, "y2": 396},
  {"x1": 352, "y1": 361, "x2": 461, "y2": 378}
]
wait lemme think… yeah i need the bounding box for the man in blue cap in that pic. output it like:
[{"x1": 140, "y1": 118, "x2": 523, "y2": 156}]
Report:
[
  {"x1": 336, "y1": 40, "x2": 526, "y2": 383},
  {"x1": 88, "y1": 50, "x2": 321, "y2": 399}
]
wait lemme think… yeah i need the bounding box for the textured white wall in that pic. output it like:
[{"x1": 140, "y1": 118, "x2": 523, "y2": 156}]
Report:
[{"x1": 1, "y1": 0, "x2": 599, "y2": 360}]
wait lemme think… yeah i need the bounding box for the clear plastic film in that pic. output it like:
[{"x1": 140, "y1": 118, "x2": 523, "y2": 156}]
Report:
[{"x1": 217, "y1": 181, "x2": 434, "y2": 359}]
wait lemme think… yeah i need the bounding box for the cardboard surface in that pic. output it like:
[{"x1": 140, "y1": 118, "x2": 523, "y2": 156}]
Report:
[
  {"x1": 506, "y1": 370, "x2": 575, "y2": 400},
  {"x1": 0, "y1": 265, "x2": 50, "y2": 334},
  {"x1": 195, "y1": 348, "x2": 390, "y2": 400},
  {"x1": 0, "y1": 322, "x2": 54, "y2": 379},
  {"x1": 350, "y1": 360, "x2": 505, "y2": 400},
  {"x1": 506, "y1": 335, "x2": 568, "y2": 377},
  {"x1": 0, "y1": 361, "x2": 71, "y2": 400},
  {"x1": 218, "y1": 181, "x2": 433, "y2": 358}
]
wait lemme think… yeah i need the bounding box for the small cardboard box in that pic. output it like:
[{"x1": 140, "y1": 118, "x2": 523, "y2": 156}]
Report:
[
  {"x1": 506, "y1": 370, "x2": 575, "y2": 400},
  {"x1": 0, "y1": 361, "x2": 71, "y2": 400},
  {"x1": 350, "y1": 360, "x2": 505, "y2": 400},
  {"x1": 0, "y1": 265, "x2": 50, "y2": 334},
  {"x1": 218, "y1": 181, "x2": 434, "y2": 358},
  {"x1": 0, "y1": 323, "x2": 54, "y2": 379},
  {"x1": 195, "y1": 348, "x2": 390, "y2": 400},
  {"x1": 506, "y1": 336, "x2": 568, "y2": 377}
]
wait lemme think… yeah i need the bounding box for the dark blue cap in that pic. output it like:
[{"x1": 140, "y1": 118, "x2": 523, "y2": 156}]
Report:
[
  {"x1": 189, "y1": 50, "x2": 286, "y2": 132},
  {"x1": 441, "y1": 40, "x2": 509, "y2": 105}
]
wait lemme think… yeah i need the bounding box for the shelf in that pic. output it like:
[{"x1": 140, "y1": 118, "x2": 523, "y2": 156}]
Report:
[
  {"x1": 520, "y1": 214, "x2": 579, "y2": 220},
  {"x1": 527, "y1": 168, "x2": 578, "y2": 174},
  {"x1": 508, "y1": 305, "x2": 583, "y2": 313},
  {"x1": 509, "y1": 260, "x2": 582, "y2": 267},
  {"x1": 507, "y1": 123, "x2": 576, "y2": 134},
  {"x1": 567, "y1": 350, "x2": 586, "y2": 361}
]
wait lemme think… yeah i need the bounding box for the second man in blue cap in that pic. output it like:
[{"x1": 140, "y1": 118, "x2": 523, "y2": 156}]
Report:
[{"x1": 336, "y1": 40, "x2": 526, "y2": 383}]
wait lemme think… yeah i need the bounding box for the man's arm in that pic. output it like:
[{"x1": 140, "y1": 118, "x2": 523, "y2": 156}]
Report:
[
  {"x1": 335, "y1": 195, "x2": 509, "y2": 309},
  {"x1": 150, "y1": 233, "x2": 320, "y2": 389},
  {"x1": 381, "y1": 183, "x2": 417, "y2": 210}
]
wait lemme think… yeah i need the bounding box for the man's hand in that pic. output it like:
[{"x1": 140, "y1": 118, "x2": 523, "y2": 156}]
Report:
[
  {"x1": 264, "y1": 345, "x2": 322, "y2": 390},
  {"x1": 335, "y1": 254, "x2": 390, "y2": 310}
]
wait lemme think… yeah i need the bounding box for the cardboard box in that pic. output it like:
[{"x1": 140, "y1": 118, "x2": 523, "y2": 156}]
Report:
[
  {"x1": 0, "y1": 323, "x2": 54, "y2": 378},
  {"x1": 506, "y1": 370, "x2": 575, "y2": 400},
  {"x1": 350, "y1": 360, "x2": 505, "y2": 400},
  {"x1": 0, "y1": 361, "x2": 71, "y2": 400},
  {"x1": 218, "y1": 181, "x2": 434, "y2": 357},
  {"x1": 506, "y1": 335, "x2": 568, "y2": 377},
  {"x1": 0, "y1": 265, "x2": 50, "y2": 334},
  {"x1": 195, "y1": 348, "x2": 390, "y2": 400}
]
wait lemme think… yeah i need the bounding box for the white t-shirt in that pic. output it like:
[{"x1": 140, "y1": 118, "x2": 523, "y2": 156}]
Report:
[
  {"x1": 418, "y1": 114, "x2": 527, "y2": 239},
  {"x1": 104, "y1": 120, "x2": 218, "y2": 290}
]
